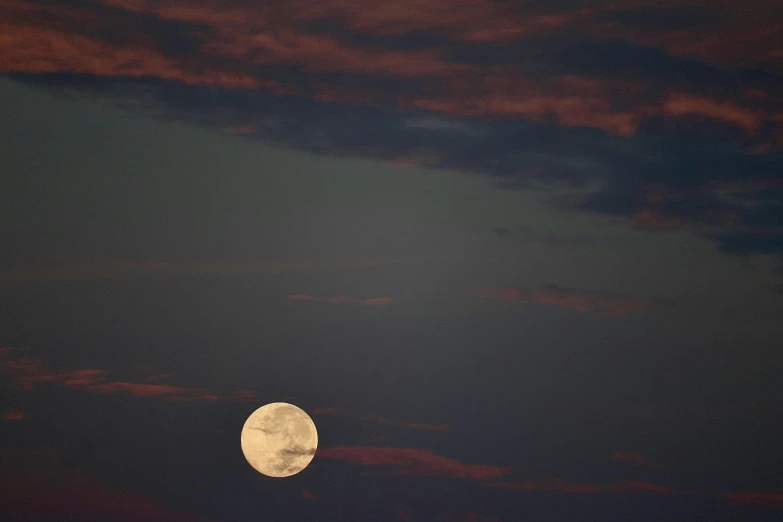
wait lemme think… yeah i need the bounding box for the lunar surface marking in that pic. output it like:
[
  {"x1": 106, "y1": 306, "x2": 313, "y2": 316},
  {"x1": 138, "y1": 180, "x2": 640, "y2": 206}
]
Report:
[{"x1": 240, "y1": 402, "x2": 318, "y2": 477}]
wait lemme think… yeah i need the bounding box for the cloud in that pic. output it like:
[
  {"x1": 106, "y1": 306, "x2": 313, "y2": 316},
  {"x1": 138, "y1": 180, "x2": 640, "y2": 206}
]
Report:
[
  {"x1": 0, "y1": 468, "x2": 211, "y2": 522},
  {"x1": 489, "y1": 479, "x2": 678, "y2": 495},
  {"x1": 226, "y1": 124, "x2": 256, "y2": 135},
  {"x1": 310, "y1": 407, "x2": 345, "y2": 415},
  {"x1": 0, "y1": 352, "x2": 258, "y2": 403},
  {"x1": 361, "y1": 297, "x2": 393, "y2": 306},
  {"x1": 725, "y1": 490, "x2": 783, "y2": 509},
  {"x1": 300, "y1": 489, "x2": 316, "y2": 500},
  {"x1": 317, "y1": 446, "x2": 513, "y2": 480},
  {"x1": 362, "y1": 415, "x2": 451, "y2": 432},
  {"x1": 2, "y1": 411, "x2": 26, "y2": 421},
  {"x1": 462, "y1": 285, "x2": 674, "y2": 316},
  {"x1": 0, "y1": 0, "x2": 259, "y2": 89},
  {"x1": 609, "y1": 452, "x2": 661, "y2": 470},
  {"x1": 3, "y1": 0, "x2": 783, "y2": 261},
  {"x1": 3, "y1": 0, "x2": 781, "y2": 138},
  {"x1": 663, "y1": 93, "x2": 765, "y2": 133}
]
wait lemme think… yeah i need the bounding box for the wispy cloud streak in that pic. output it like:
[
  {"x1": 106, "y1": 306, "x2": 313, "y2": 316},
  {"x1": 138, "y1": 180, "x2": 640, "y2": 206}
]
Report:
[
  {"x1": 317, "y1": 446, "x2": 512, "y2": 480},
  {"x1": 0, "y1": 350, "x2": 257, "y2": 403}
]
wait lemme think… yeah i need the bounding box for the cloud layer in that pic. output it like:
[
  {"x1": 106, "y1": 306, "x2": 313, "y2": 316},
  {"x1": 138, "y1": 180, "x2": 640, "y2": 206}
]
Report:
[
  {"x1": 0, "y1": 349, "x2": 257, "y2": 403},
  {"x1": 317, "y1": 446, "x2": 513, "y2": 480},
  {"x1": 2, "y1": 0, "x2": 783, "y2": 260}
]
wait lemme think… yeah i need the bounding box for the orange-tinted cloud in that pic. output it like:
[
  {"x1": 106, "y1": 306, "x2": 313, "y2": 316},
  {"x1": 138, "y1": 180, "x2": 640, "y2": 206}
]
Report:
[
  {"x1": 0, "y1": 467, "x2": 211, "y2": 522},
  {"x1": 663, "y1": 94, "x2": 765, "y2": 133},
  {"x1": 2, "y1": 411, "x2": 26, "y2": 421},
  {"x1": 725, "y1": 490, "x2": 783, "y2": 509},
  {"x1": 362, "y1": 415, "x2": 451, "y2": 432},
  {"x1": 317, "y1": 446, "x2": 513, "y2": 480},
  {"x1": 0, "y1": 353, "x2": 257, "y2": 403},
  {"x1": 0, "y1": 0, "x2": 260, "y2": 89},
  {"x1": 2, "y1": 0, "x2": 780, "y2": 142},
  {"x1": 463, "y1": 285, "x2": 671, "y2": 317}
]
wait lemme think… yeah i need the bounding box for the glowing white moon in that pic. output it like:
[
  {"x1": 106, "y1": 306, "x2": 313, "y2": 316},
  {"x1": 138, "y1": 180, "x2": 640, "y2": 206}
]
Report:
[{"x1": 240, "y1": 402, "x2": 318, "y2": 478}]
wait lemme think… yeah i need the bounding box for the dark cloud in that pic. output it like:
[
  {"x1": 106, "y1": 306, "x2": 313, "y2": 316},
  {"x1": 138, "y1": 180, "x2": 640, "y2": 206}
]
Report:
[
  {"x1": 597, "y1": 5, "x2": 719, "y2": 31},
  {"x1": 713, "y1": 233, "x2": 783, "y2": 255},
  {"x1": 2, "y1": 0, "x2": 783, "y2": 260},
  {"x1": 0, "y1": 468, "x2": 212, "y2": 522}
]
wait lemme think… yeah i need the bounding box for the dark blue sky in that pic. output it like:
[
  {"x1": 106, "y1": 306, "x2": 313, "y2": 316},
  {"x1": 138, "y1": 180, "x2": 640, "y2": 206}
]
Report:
[{"x1": 1, "y1": 1, "x2": 783, "y2": 520}]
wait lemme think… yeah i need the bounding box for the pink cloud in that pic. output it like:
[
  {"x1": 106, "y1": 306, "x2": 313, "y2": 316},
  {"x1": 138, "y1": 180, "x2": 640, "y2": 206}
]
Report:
[
  {"x1": 361, "y1": 297, "x2": 393, "y2": 306},
  {"x1": 317, "y1": 446, "x2": 513, "y2": 480},
  {"x1": 1, "y1": 0, "x2": 782, "y2": 143},
  {"x1": 663, "y1": 94, "x2": 765, "y2": 133},
  {"x1": 463, "y1": 285, "x2": 670, "y2": 317},
  {"x1": 0, "y1": 353, "x2": 258, "y2": 403},
  {"x1": 311, "y1": 407, "x2": 345, "y2": 415},
  {"x1": 610, "y1": 452, "x2": 660, "y2": 469},
  {"x1": 725, "y1": 490, "x2": 783, "y2": 509}
]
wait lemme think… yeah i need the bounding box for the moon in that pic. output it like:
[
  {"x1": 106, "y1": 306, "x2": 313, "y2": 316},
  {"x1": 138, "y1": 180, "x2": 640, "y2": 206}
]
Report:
[{"x1": 240, "y1": 402, "x2": 318, "y2": 478}]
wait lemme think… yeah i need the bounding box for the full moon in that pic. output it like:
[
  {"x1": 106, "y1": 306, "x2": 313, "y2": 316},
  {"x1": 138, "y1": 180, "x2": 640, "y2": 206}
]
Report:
[{"x1": 240, "y1": 402, "x2": 318, "y2": 478}]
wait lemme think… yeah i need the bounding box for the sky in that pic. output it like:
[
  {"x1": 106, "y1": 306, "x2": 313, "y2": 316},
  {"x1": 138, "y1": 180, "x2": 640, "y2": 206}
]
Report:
[{"x1": 1, "y1": 0, "x2": 783, "y2": 520}]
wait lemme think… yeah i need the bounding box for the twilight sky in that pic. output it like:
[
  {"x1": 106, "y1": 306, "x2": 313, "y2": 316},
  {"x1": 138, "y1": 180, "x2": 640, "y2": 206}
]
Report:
[{"x1": 1, "y1": 1, "x2": 783, "y2": 520}]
